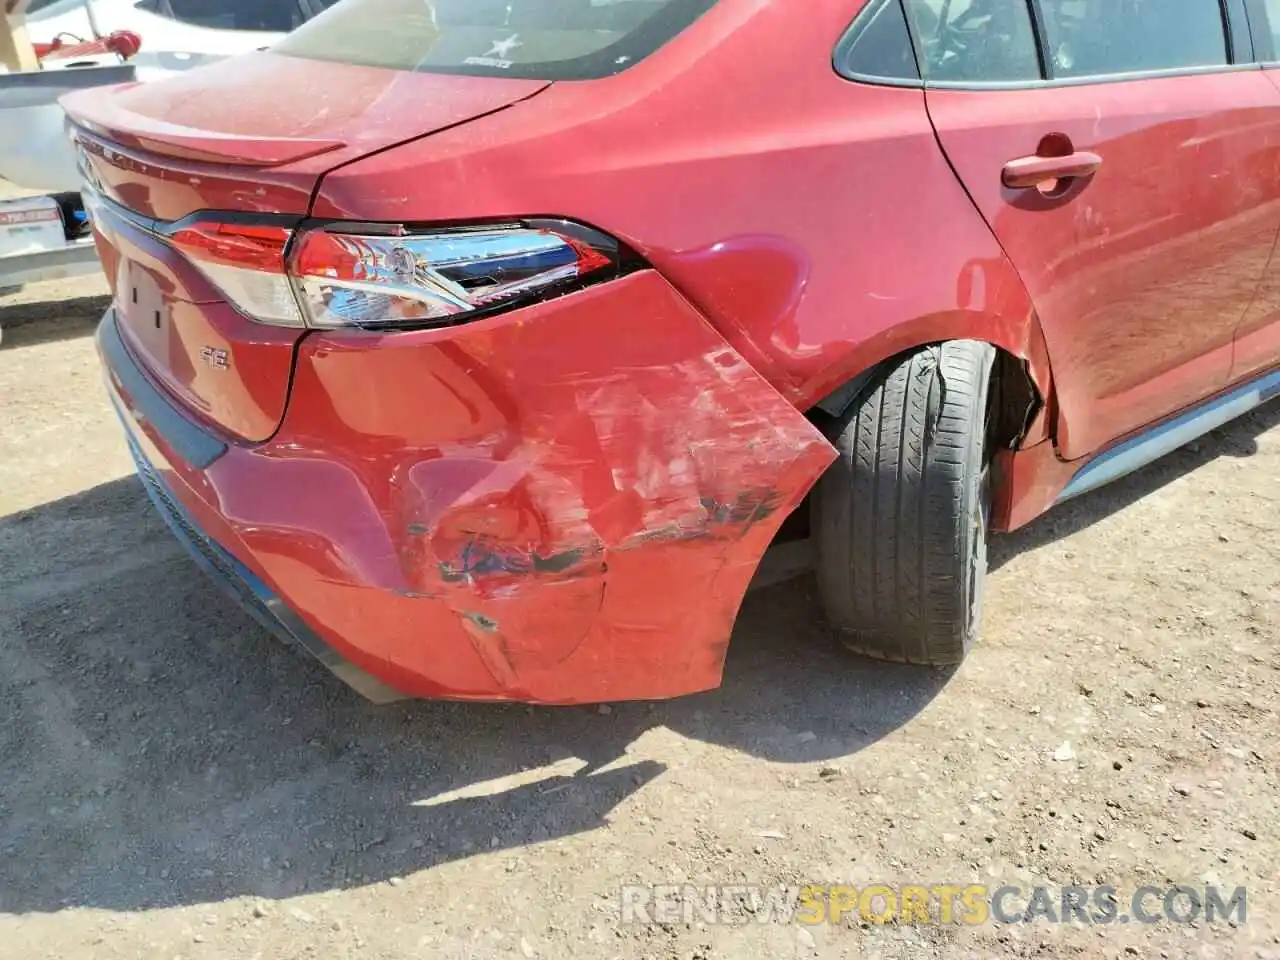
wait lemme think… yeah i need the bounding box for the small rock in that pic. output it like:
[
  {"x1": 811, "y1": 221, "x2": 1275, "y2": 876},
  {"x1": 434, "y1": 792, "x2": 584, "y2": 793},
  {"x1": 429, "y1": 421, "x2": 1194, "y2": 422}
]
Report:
[
  {"x1": 1150, "y1": 703, "x2": 1167, "y2": 714},
  {"x1": 1226, "y1": 747, "x2": 1248, "y2": 760},
  {"x1": 797, "y1": 731, "x2": 817, "y2": 744},
  {"x1": 757, "y1": 830, "x2": 786, "y2": 840},
  {"x1": 1206, "y1": 780, "x2": 1223, "y2": 790},
  {"x1": 1113, "y1": 760, "x2": 1123, "y2": 771},
  {"x1": 1173, "y1": 784, "x2": 1192, "y2": 797},
  {"x1": 1094, "y1": 829, "x2": 1107, "y2": 842},
  {"x1": 1243, "y1": 829, "x2": 1258, "y2": 841},
  {"x1": 1052, "y1": 742, "x2": 1076, "y2": 762},
  {"x1": 597, "y1": 704, "x2": 612, "y2": 715},
  {"x1": 388, "y1": 876, "x2": 405, "y2": 887},
  {"x1": 332, "y1": 920, "x2": 345, "y2": 932},
  {"x1": 1196, "y1": 699, "x2": 1210, "y2": 709},
  {"x1": 193, "y1": 934, "x2": 206, "y2": 944},
  {"x1": 251, "y1": 902, "x2": 270, "y2": 919},
  {"x1": 818, "y1": 765, "x2": 841, "y2": 779},
  {"x1": 491, "y1": 836, "x2": 501, "y2": 849}
]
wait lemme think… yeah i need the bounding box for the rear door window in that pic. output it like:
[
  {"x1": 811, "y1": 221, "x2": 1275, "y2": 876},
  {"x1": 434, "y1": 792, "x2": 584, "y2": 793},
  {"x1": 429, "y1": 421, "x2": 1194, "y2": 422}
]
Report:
[
  {"x1": 1250, "y1": 0, "x2": 1279, "y2": 60},
  {"x1": 273, "y1": 0, "x2": 719, "y2": 79},
  {"x1": 902, "y1": 0, "x2": 1042, "y2": 83},
  {"x1": 1038, "y1": 0, "x2": 1229, "y2": 78}
]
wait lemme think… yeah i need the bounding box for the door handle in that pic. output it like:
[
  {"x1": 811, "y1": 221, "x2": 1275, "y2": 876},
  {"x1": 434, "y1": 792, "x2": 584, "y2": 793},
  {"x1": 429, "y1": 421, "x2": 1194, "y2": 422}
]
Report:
[{"x1": 1002, "y1": 151, "x2": 1103, "y2": 190}]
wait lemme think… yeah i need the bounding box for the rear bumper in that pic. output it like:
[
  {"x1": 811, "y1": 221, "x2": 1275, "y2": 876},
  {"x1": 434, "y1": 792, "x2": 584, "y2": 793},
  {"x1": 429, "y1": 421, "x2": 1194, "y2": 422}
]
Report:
[
  {"x1": 98, "y1": 271, "x2": 835, "y2": 704},
  {"x1": 102, "y1": 313, "x2": 404, "y2": 703}
]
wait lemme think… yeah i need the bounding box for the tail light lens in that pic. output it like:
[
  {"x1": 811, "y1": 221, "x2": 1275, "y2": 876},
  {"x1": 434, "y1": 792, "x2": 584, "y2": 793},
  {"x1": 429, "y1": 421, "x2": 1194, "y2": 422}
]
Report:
[
  {"x1": 291, "y1": 224, "x2": 619, "y2": 329},
  {"x1": 168, "y1": 216, "x2": 624, "y2": 331},
  {"x1": 170, "y1": 222, "x2": 303, "y2": 327}
]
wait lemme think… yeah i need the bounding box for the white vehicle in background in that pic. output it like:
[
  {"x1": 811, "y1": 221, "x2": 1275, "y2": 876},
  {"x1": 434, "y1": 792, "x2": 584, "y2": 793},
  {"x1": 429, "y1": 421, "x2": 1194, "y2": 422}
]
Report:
[
  {"x1": 0, "y1": 0, "x2": 334, "y2": 329},
  {"x1": 20, "y1": 0, "x2": 330, "y2": 56}
]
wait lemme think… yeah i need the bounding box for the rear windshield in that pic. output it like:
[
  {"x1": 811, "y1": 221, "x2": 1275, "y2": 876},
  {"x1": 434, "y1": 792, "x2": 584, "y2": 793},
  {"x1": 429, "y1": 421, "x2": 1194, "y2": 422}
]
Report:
[{"x1": 273, "y1": 0, "x2": 719, "y2": 79}]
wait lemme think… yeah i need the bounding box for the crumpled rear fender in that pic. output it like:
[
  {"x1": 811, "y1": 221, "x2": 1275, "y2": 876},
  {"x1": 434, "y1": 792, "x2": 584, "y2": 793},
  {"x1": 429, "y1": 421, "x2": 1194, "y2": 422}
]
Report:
[{"x1": 212, "y1": 271, "x2": 837, "y2": 703}]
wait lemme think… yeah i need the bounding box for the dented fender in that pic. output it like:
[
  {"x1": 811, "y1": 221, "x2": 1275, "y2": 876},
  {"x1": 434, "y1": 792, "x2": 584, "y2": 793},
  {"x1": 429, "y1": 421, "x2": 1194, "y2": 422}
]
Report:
[{"x1": 192, "y1": 272, "x2": 836, "y2": 703}]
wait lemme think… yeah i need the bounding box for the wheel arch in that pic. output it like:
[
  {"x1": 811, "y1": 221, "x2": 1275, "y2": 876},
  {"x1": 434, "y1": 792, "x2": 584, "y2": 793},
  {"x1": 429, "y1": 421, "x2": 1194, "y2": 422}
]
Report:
[{"x1": 808, "y1": 309, "x2": 1057, "y2": 453}]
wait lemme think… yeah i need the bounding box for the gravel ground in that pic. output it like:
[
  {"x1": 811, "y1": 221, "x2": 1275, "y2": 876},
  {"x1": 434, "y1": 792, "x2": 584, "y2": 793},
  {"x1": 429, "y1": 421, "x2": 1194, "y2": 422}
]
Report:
[{"x1": 0, "y1": 272, "x2": 1277, "y2": 960}]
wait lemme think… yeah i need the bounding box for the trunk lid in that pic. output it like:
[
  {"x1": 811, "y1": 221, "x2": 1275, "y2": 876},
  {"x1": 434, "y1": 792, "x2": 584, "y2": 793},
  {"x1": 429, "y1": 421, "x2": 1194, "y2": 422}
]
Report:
[{"x1": 63, "y1": 52, "x2": 550, "y2": 443}]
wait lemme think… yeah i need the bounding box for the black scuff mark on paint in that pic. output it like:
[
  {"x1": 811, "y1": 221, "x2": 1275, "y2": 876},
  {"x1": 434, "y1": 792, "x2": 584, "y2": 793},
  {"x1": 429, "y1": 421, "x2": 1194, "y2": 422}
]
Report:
[
  {"x1": 462, "y1": 612, "x2": 500, "y2": 633},
  {"x1": 439, "y1": 537, "x2": 599, "y2": 584},
  {"x1": 532, "y1": 548, "x2": 587, "y2": 574},
  {"x1": 700, "y1": 488, "x2": 783, "y2": 526},
  {"x1": 619, "y1": 488, "x2": 785, "y2": 552}
]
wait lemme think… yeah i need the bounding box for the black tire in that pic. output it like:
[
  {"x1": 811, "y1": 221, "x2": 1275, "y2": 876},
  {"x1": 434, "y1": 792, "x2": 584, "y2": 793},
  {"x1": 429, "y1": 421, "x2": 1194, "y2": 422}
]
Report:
[{"x1": 813, "y1": 340, "x2": 996, "y2": 665}]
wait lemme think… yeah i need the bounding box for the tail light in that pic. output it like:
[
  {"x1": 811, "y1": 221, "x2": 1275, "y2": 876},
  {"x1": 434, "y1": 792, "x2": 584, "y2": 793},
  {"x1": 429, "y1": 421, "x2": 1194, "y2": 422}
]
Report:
[
  {"x1": 169, "y1": 216, "x2": 627, "y2": 330},
  {"x1": 170, "y1": 221, "x2": 303, "y2": 326}
]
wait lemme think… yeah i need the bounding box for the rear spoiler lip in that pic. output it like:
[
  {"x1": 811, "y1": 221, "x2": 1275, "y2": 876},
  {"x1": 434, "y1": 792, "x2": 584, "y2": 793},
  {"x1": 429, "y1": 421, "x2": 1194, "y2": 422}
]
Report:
[{"x1": 60, "y1": 86, "x2": 347, "y2": 168}]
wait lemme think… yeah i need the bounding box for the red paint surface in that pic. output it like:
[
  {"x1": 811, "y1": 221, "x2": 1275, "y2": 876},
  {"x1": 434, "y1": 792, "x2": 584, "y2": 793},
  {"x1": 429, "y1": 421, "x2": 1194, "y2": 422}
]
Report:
[
  {"x1": 88, "y1": 196, "x2": 297, "y2": 442},
  {"x1": 73, "y1": 0, "x2": 1280, "y2": 699},
  {"x1": 104, "y1": 274, "x2": 834, "y2": 703},
  {"x1": 926, "y1": 73, "x2": 1280, "y2": 459}
]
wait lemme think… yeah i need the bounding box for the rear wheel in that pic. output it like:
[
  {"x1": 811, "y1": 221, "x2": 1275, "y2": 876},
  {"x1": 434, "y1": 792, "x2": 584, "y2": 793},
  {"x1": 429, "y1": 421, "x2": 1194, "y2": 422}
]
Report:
[{"x1": 812, "y1": 340, "x2": 996, "y2": 665}]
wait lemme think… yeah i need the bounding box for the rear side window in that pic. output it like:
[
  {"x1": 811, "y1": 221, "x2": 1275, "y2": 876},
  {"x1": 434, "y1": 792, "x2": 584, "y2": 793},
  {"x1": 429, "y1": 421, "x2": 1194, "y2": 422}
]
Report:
[
  {"x1": 1039, "y1": 0, "x2": 1228, "y2": 78},
  {"x1": 273, "y1": 0, "x2": 718, "y2": 79},
  {"x1": 838, "y1": 0, "x2": 921, "y2": 83},
  {"x1": 1262, "y1": 0, "x2": 1280, "y2": 60},
  {"x1": 902, "y1": 0, "x2": 1041, "y2": 83}
]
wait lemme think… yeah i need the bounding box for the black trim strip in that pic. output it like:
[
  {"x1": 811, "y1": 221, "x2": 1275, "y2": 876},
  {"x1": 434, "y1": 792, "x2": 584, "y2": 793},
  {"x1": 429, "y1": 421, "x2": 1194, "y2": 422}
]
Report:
[
  {"x1": 1243, "y1": 0, "x2": 1277, "y2": 61},
  {"x1": 1224, "y1": 0, "x2": 1255, "y2": 63},
  {"x1": 1025, "y1": 0, "x2": 1053, "y2": 80},
  {"x1": 98, "y1": 310, "x2": 229, "y2": 470}
]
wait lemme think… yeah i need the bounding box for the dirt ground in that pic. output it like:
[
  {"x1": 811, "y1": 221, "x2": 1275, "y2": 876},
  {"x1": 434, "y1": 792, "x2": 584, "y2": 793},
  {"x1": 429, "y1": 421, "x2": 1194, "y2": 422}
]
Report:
[{"x1": 0, "y1": 270, "x2": 1277, "y2": 960}]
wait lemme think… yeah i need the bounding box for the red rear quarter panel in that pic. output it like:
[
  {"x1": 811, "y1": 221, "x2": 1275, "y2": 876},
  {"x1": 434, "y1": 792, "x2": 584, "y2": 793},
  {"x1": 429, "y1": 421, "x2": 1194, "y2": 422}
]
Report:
[
  {"x1": 311, "y1": 0, "x2": 1054, "y2": 417},
  {"x1": 139, "y1": 273, "x2": 835, "y2": 702}
]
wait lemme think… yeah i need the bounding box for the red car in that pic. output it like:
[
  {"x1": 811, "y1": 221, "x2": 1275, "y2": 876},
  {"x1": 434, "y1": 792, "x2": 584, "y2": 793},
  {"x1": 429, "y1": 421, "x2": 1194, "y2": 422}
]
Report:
[{"x1": 68, "y1": 0, "x2": 1280, "y2": 704}]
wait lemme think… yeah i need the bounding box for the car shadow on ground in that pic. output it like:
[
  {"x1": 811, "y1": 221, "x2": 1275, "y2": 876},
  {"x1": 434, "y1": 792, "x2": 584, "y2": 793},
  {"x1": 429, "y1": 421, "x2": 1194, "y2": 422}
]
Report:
[
  {"x1": 0, "y1": 293, "x2": 109, "y2": 350},
  {"x1": 0, "y1": 475, "x2": 952, "y2": 916},
  {"x1": 0, "y1": 402, "x2": 1274, "y2": 915}
]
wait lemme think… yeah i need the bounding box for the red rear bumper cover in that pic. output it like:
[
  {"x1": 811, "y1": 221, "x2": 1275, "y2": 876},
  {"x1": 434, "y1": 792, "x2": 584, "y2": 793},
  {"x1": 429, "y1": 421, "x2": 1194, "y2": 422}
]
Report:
[{"x1": 101, "y1": 271, "x2": 836, "y2": 704}]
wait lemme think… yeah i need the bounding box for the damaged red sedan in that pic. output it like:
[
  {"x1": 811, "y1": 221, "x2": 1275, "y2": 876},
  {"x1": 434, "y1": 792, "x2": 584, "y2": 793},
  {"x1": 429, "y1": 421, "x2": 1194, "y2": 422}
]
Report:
[{"x1": 69, "y1": 0, "x2": 1280, "y2": 703}]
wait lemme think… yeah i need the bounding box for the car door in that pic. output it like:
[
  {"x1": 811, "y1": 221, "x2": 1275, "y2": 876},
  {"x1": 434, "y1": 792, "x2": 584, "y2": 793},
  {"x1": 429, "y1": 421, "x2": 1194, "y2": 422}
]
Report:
[
  {"x1": 1230, "y1": 0, "x2": 1280, "y2": 383},
  {"x1": 907, "y1": 0, "x2": 1280, "y2": 460}
]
